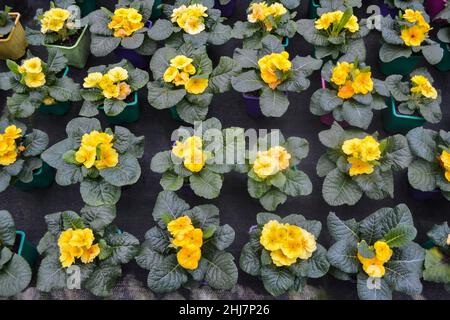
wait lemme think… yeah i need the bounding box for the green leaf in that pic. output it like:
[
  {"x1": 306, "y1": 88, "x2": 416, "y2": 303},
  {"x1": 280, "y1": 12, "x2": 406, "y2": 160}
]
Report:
[
  {"x1": 62, "y1": 211, "x2": 84, "y2": 230},
  {"x1": 423, "y1": 247, "x2": 450, "y2": 284},
  {"x1": 127, "y1": 68, "x2": 149, "y2": 90},
  {"x1": 318, "y1": 122, "x2": 346, "y2": 149},
  {"x1": 80, "y1": 179, "x2": 121, "y2": 206},
  {"x1": 49, "y1": 77, "x2": 81, "y2": 102},
  {"x1": 231, "y1": 70, "x2": 264, "y2": 93},
  {"x1": 341, "y1": 100, "x2": 373, "y2": 129},
  {"x1": 239, "y1": 242, "x2": 261, "y2": 276},
  {"x1": 46, "y1": 48, "x2": 68, "y2": 73},
  {"x1": 327, "y1": 239, "x2": 359, "y2": 274},
  {"x1": 144, "y1": 227, "x2": 171, "y2": 254},
  {"x1": 0, "y1": 210, "x2": 16, "y2": 247},
  {"x1": 248, "y1": 176, "x2": 271, "y2": 198},
  {"x1": 357, "y1": 273, "x2": 392, "y2": 300},
  {"x1": 186, "y1": 205, "x2": 220, "y2": 230},
  {"x1": 66, "y1": 117, "x2": 101, "y2": 146},
  {"x1": 208, "y1": 57, "x2": 240, "y2": 93},
  {"x1": 150, "y1": 151, "x2": 174, "y2": 174},
  {"x1": 22, "y1": 129, "x2": 49, "y2": 157},
  {"x1": 147, "y1": 19, "x2": 173, "y2": 41},
  {"x1": 104, "y1": 231, "x2": 140, "y2": 264},
  {"x1": 406, "y1": 127, "x2": 437, "y2": 162},
  {"x1": 421, "y1": 43, "x2": 444, "y2": 65},
  {"x1": 383, "y1": 225, "x2": 417, "y2": 248},
  {"x1": 160, "y1": 172, "x2": 184, "y2": 191},
  {"x1": 208, "y1": 23, "x2": 232, "y2": 45},
  {"x1": 103, "y1": 99, "x2": 127, "y2": 116},
  {"x1": 322, "y1": 168, "x2": 363, "y2": 206},
  {"x1": 90, "y1": 35, "x2": 121, "y2": 57},
  {"x1": 147, "y1": 81, "x2": 186, "y2": 110},
  {"x1": 147, "y1": 255, "x2": 188, "y2": 293},
  {"x1": 358, "y1": 240, "x2": 375, "y2": 259},
  {"x1": 211, "y1": 224, "x2": 235, "y2": 250},
  {"x1": 84, "y1": 263, "x2": 122, "y2": 297},
  {"x1": 268, "y1": 171, "x2": 286, "y2": 189},
  {"x1": 290, "y1": 244, "x2": 330, "y2": 279},
  {"x1": 99, "y1": 154, "x2": 141, "y2": 187},
  {"x1": 233, "y1": 48, "x2": 259, "y2": 69},
  {"x1": 259, "y1": 189, "x2": 288, "y2": 211},
  {"x1": 279, "y1": 169, "x2": 313, "y2": 197},
  {"x1": 379, "y1": 42, "x2": 411, "y2": 63},
  {"x1": 259, "y1": 87, "x2": 290, "y2": 117},
  {"x1": 408, "y1": 159, "x2": 439, "y2": 192},
  {"x1": 121, "y1": 33, "x2": 145, "y2": 49},
  {"x1": 36, "y1": 253, "x2": 66, "y2": 292},
  {"x1": 204, "y1": 251, "x2": 238, "y2": 290},
  {"x1": 260, "y1": 265, "x2": 295, "y2": 297},
  {"x1": 189, "y1": 169, "x2": 222, "y2": 199},
  {"x1": 80, "y1": 205, "x2": 116, "y2": 231},
  {"x1": 0, "y1": 253, "x2": 32, "y2": 297},
  {"x1": 427, "y1": 222, "x2": 450, "y2": 248},
  {"x1": 152, "y1": 191, "x2": 190, "y2": 228}
]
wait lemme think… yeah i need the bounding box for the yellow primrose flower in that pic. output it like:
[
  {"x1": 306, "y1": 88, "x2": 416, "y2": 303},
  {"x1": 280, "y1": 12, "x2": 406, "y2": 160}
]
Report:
[
  {"x1": 270, "y1": 249, "x2": 297, "y2": 267},
  {"x1": 401, "y1": 25, "x2": 427, "y2": 47},
  {"x1": 315, "y1": 11, "x2": 336, "y2": 30},
  {"x1": 363, "y1": 262, "x2": 385, "y2": 278},
  {"x1": 81, "y1": 131, "x2": 114, "y2": 148},
  {"x1": 374, "y1": 241, "x2": 393, "y2": 263},
  {"x1": 253, "y1": 153, "x2": 279, "y2": 179},
  {"x1": 48, "y1": 8, "x2": 71, "y2": 21},
  {"x1": 170, "y1": 55, "x2": 194, "y2": 69},
  {"x1": 172, "y1": 136, "x2": 203, "y2": 159},
  {"x1": 331, "y1": 62, "x2": 353, "y2": 86},
  {"x1": 439, "y1": 150, "x2": 450, "y2": 169},
  {"x1": 360, "y1": 136, "x2": 381, "y2": 162},
  {"x1": 348, "y1": 157, "x2": 374, "y2": 176},
  {"x1": 260, "y1": 220, "x2": 287, "y2": 251},
  {"x1": 402, "y1": 9, "x2": 431, "y2": 31},
  {"x1": 258, "y1": 51, "x2": 291, "y2": 89},
  {"x1": 109, "y1": 7, "x2": 144, "y2": 37},
  {"x1": 163, "y1": 66, "x2": 179, "y2": 83},
  {"x1": 94, "y1": 144, "x2": 119, "y2": 169},
  {"x1": 168, "y1": 216, "x2": 194, "y2": 237},
  {"x1": 183, "y1": 148, "x2": 207, "y2": 172},
  {"x1": 102, "y1": 84, "x2": 120, "y2": 99},
  {"x1": 172, "y1": 4, "x2": 208, "y2": 35},
  {"x1": 22, "y1": 57, "x2": 43, "y2": 74},
  {"x1": 337, "y1": 80, "x2": 355, "y2": 99},
  {"x1": 126, "y1": 8, "x2": 143, "y2": 24},
  {"x1": 447, "y1": 234, "x2": 450, "y2": 246},
  {"x1": 75, "y1": 145, "x2": 96, "y2": 168},
  {"x1": 69, "y1": 228, "x2": 95, "y2": 248},
  {"x1": 352, "y1": 71, "x2": 373, "y2": 95},
  {"x1": 3, "y1": 125, "x2": 22, "y2": 140},
  {"x1": 183, "y1": 64, "x2": 196, "y2": 75},
  {"x1": 173, "y1": 228, "x2": 203, "y2": 248},
  {"x1": 83, "y1": 72, "x2": 103, "y2": 88},
  {"x1": 117, "y1": 82, "x2": 132, "y2": 100},
  {"x1": 247, "y1": 2, "x2": 269, "y2": 23},
  {"x1": 24, "y1": 72, "x2": 46, "y2": 88},
  {"x1": 80, "y1": 244, "x2": 101, "y2": 264},
  {"x1": 183, "y1": 16, "x2": 206, "y2": 35},
  {"x1": 345, "y1": 15, "x2": 360, "y2": 33},
  {"x1": 177, "y1": 245, "x2": 202, "y2": 270},
  {"x1": 268, "y1": 3, "x2": 287, "y2": 17},
  {"x1": 410, "y1": 75, "x2": 438, "y2": 100},
  {"x1": 0, "y1": 150, "x2": 18, "y2": 166},
  {"x1": 43, "y1": 96, "x2": 56, "y2": 105},
  {"x1": 59, "y1": 248, "x2": 75, "y2": 268},
  {"x1": 267, "y1": 146, "x2": 291, "y2": 171},
  {"x1": 185, "y1": 78, "x2": 208, "y2": 94},
  {"x1": 173, "y1": 72, "x2": 190, "y2": 86},
  {"x1": 342, "y1": 138, "x2": 362, "y2": 157},
  {"x1": 41, "y1": 8, "x2": 71, "y2": 33},
  {"x1": 107, "y1": 67, "x2": 128, "y2": 82}
]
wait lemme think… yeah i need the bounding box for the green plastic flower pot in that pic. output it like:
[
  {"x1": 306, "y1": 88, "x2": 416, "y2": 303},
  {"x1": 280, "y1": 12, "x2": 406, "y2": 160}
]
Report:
[
  {"x1": 38, "y1": 67, "x2": 71, "y2": 116},
  {"x1": 15, "y1": 231, "x2": 38, "y2": 266},
  {"x1": 170, "y1": 106, "x2": 183, "y2": 122},
  {"x1": 382, "y1": 96, "x2": 426, "y2": 134},
  {"x1": 422, "y1": 239, "x2": 435, "y2": 250},
  {"x1": 308, "y1": 0, "x2": 320, "y2": 19},
  {"x1": 99, "y1": 92, "x2": 140, "y2": 126},
  {"x1": 282, "y1": 37, "x2": 289, "y2": 48},
  {"x1": 380, "y1": 54, "x2": 422, "y2": 76},
  {"x1": 151, "y1": 0, "x2": 162, "y2": 19},
  {"x1": 14, "y1": 161, "x2": 56, "y2": 191},
  {"x1": 435, "y1": 40, "x2": 450, "y2": 72},
  {"x1": 76, "y1": 0, "x2": 96, "y2": 17},
  {"x1": 44, "y1": 25, "x2": 90, "y2": 69}
]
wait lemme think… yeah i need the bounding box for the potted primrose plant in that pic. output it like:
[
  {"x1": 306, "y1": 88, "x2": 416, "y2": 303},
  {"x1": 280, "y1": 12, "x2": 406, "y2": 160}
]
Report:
[
  {"x1": 26, "y1": 0, "x2": 91, "y2": 69},
  {"x1": 0, "y1": 6, "x2": 27, "y2": 60},
  {"x1": 36, "y1": 206, "x2": 140, "y2": 297},
  {"x1": 0, "y1": 210, "x2": 35, "y2": 298},
  {"x1": 232, "y1": 1, "x2": 297, "y2": 49},
  {"x1": 423, "y1": 222, "x2": 450, "y2": 292},
  {"x1": 0, "y1": 118, "x2": 54, "y2": 192},
  {"x1": 317, "y1": 122, "x2": 412, "y2": 206},
  {"x1": 147, "y1": 0, "x2": 232, "y2": 48},
  {"x1": 312, "y1": 0, "x2": 363, "y2": 18},
  {"x1": 41, "y1": 117, "x2": 144, "y2": 207},
  {"x1": 231, "y1": 35, "x2": 322, "y2": 118},
  {"x1": 88, "y1": 0, "x2": 157, "y2": 68},
  {"x1": 240, "y1": 212, "x2": 329, "y2": 297},
  {"x1": 79, "y1": 60, "x2": 149, "y2": 125},
  {"x1": 150, "y1": 117, "x2": 231, "y2": 200},
  {"x1": 0, "y1": 49, "x2": 81, "y2": 117},
  {"x1": 242, "y1": 130, "x2": 313, "y2": 211},
  {"x1": 147, "y1": 44, "x2": 240, "y2": 124},
  {"x1": 383, "y1": 68, "x2": 441, "y2": 133},
  {"x1": 310, "y1": 60, "x2": 390, "y2": 129},
  {"x1": 297, "y1": 8, "x2": 369, "y2": 62},
  {"x1": 379, "y1": 9, "x2": 443, "y2": 76},
  {"x1": 136, "y1": 191, "x2": 238, "y2": 293},
  {"x1": 434, "y1": 5, "x2": 450, "y2": 71},
  {"x1": 327, "y1": 204, "x2": 425, "y2": 300},
  {"x1": 406, "y1": 127, "x2": 450, "y2": 201}
]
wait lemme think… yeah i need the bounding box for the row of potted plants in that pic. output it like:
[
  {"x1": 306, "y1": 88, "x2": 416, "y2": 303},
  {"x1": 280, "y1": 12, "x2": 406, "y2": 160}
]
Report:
[{"x1": 1, "y1": 196, "x2": 448, "y2": 299}]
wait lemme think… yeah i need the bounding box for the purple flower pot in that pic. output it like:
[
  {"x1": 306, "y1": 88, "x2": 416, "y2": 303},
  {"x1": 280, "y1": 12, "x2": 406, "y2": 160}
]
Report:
[
  {"x1": 379, "y1": 1, "x2": 397, "y2": 17},
  {"x1": 243, "y1": 93, "x2": 264, "y2": 118},
  {"x1": 319, "y1": 78, "x2": 349, "y2": 127},
  {"x1": 214, "y1": 0, "x2": 236, "y2": 17},
  {"x1": 425, "y1": 0, "x2": 447, "y2": 19},
  {"x1": 409, "y1": 184, "x2": 441, "y2": 201},
  {"x1": 114, "y1": 21, "x2": 152, "y2": 69}
]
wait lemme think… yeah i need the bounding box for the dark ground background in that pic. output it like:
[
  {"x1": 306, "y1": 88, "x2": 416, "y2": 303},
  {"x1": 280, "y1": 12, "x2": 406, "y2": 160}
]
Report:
[{"x1": 0, "y1": 0, "x2": 449, "y2": 300}]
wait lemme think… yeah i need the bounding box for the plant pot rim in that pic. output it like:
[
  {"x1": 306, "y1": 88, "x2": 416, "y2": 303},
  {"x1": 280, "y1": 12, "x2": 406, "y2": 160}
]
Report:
[
  {"x1": 242, "y1": 92, "x2": 260, "y2": 100},
  {"x1": 311, "y1": 0, "x2": 320, "y2": 7},
  {"x1": 45, "y1": 24, "x2": 89, "y2": 50},
  {"x1": 389, "y1": 96, "x2": 426, "y2": 121},
  {"x1": 0, "y1": 12, "x2": 21, "y2": 43},
  {"x1": 15, "y1": 230, "x2": 26, "y2": 256}
]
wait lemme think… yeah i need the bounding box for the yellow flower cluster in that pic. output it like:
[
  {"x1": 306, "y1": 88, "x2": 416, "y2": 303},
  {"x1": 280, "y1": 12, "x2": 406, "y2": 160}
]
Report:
[
  {"x1": 168, "y1": 216, "x2": 203, "y2": 270},
  {"x1": 260, "y1": 220, "x2": 317, "y2": 267},
  {"x1": 438, "y1": 150, "x2": 450, "y2": 182},
  {"x1": 0, "y1": 125, "x2": 22, "y2": 166},
  {"x1": 18, "y1": 57, "x2": 46, "y2": 88},
  {"x1": 258, "y1": 51, "x2": 292, "y2": 89},
  {"x1": 172, "y1": 136, "x2": 208, "y2": 173},
  {"x1": 40, "y1": 8, "x2": 71, "y2": 33},
  {"x1": 247, "y1": 2, "x2": 287, "y2": 31},
  {"x1": 400, "y1": 10, "x2": 431, "y2": 47},
  {"x1": 331, "y1": 62, "x2": 374, "y2": 100},
  {"x1": 342, "y1": 136, "x2": 381, "y2": 176},
  {"x1": 58, "y1": 228, "x2": 101, "y2": 268},
  {"x1": 253, "y1": 146, "x2": 291, "y2": 179},
  {"x1": 357, "y1": 241, "x2": 393, "y2": 278},
  {"x1": 83, "y1": 67, "x2": 132, "y2": 100},
  {"x1": 171, "y1": 4, "x2": 208, "y2": 35},
  {"x1": 315, "y1": 10, "x2": 359, "y2": 33},
  {"x1": 75, "y1": 131, "x2": 119, "y2": 170},
  {"x1": 410, "y1": 75, "x2": 437, "y2": 100},
  {"x1": 163, "y1": 55, "x2": 209, "y2": 95},
  {"x1": 108, "y1": 7, "x2": 144, "y2": 38}
]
